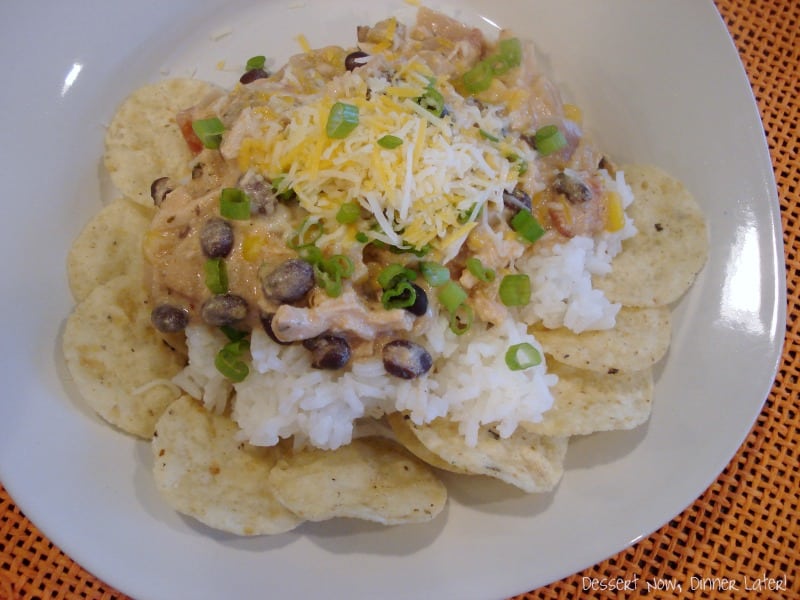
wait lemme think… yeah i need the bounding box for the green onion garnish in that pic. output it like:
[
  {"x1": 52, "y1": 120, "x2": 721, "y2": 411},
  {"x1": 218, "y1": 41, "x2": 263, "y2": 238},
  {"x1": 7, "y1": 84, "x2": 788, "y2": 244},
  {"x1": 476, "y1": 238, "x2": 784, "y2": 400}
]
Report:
[
  {"x1": 479, "y1": 129, "x2": 500, "y2": 142},
  {"x1": 272, "y1": 175, "x2": 296, "y2": 202},
  {"x1": 219, "y1": 188, "x2": 251, "y2": 220},
  {"x1": 377, "y1": 264, "x2": 417, "y2": 290},
  {"x1": 462, "y1": 60, "x2": 494, "y2": 94},
  {"x1": 420, "y1": 262, "x2": 450, "y2": 287},
  {"x1": 505, "y1": 342, "x2": 541, "y2": 371},
  {"x1": 326, "y1": 102, "x2": 359, "y2": 139},
  {"x1": 288, "y1": 218, "x2": 324, "y2": 249},
  {"x1": 297, "y1": 244, "x2": 323, "y2": 264},
  {"x1": 336, "y1": 202, "x2": 361, "y2": 224},
  {"x1": 381, "y1": 281, "x2": 417, "y2": 310},
  {"x1": 510, "y1": 209, "x2": 546, "y2": 243},
  {"x1": 245, "y1": 55, "x2": 266, "y2": 71},
  {"x1": 462, "y1": 37, "x2": 522, "y2": 94},
  {"x1": 315, "y1": 267, "x2": 344, "y2": 298},
  {"x1": 466, "y1": 257, "x2": 495, "y2": 282},
  {"x1": 417, "y1": 84, "x2": 445, "y2": 117},
  {"x1": 448, "y1": 303, "x2": 474, "y2": 335},
  {"x1": 437, "y1": 280, "x2": 468, "y2": 313},
  {"x1": 377, "y1": 135, "x2": 403, "y2": 149},
  {"x1": 499, "y1": 274, "x2": 531, "y2": 306},
  {"x1": 215, "y1": 338, "x2": 250, "y2": 382},
  {"x1": 355, "y1": 231, "x2": 369, "y2": 243},
  {"x1": 322, "y1": 254, "x2": 354, "y2": 278},
  {"x1": 493, "y1": 38, "x2": 522, "y2": 75},
  {"x1": 204, "y1": 258, "x2": 228, "y2": 294},
  {"x1": 220, "y1": 325, "x2": 247, "y2": 342},
  {"x1": 191, "y1": 117, "x2": 225, "y2": 149},
  {"x1": 533, "y1": 125, "x2": 567, "y2": 156}
]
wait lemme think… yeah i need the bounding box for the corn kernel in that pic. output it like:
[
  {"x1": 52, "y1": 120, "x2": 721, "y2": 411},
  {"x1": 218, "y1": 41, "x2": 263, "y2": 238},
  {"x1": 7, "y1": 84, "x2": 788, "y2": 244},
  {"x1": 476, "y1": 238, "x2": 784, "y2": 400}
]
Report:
[
  {"x1": 563, "y1": 103, "x2": 582, "y2": 125},
  {"x1": 605, "y1": 192, "x2": 625, "y2": 232},
  {"x1": 242, "y1": 235, "x2": 266, "y2": 262}
]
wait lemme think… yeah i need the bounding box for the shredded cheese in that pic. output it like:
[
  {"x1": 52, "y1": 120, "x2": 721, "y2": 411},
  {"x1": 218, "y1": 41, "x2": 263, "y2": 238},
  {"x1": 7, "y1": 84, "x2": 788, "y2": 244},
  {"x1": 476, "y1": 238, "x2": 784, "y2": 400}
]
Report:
[{"x1": 232, "y1": 52, "x2": 526, "y2": 261}]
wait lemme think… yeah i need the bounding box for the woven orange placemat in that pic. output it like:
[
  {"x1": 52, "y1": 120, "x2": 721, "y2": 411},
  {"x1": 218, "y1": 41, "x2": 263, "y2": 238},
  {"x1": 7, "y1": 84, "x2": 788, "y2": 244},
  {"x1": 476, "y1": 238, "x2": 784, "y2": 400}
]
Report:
[{"x1": 2, "y1": 0, "x2": 798, "y2": 598}]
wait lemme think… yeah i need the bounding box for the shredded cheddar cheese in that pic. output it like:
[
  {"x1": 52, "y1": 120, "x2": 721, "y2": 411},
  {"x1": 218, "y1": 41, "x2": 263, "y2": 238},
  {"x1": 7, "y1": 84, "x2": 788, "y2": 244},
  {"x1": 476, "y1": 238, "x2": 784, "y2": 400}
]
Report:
[{"x1": 229, "y1": 59, "x2": 530, "y2": 261}]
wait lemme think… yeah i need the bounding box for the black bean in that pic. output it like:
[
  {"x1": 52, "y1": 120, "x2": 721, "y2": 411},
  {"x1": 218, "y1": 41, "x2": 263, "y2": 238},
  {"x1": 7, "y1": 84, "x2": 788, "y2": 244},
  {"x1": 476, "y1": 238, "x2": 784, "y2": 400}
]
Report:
[
  {"x1": 200, "y1": 218, "x2": 234, "y2": 258},
  {"x1": 382, "y1": 340, "x2": 432, "y2": 379},
  {"x1": 150, "y1": 177, "x2": 173, "y2": 206},
  {"x1": 237, "y1": 169, "x2": 277, "y2": 215},
  {"x1": 200, "y1": 294, "x2": 248, "y2": 326},
  {"x1": 553, "y1": 172, "x2": 592, "y2": 204},
  {"x1": 239, "y1": 68, "x2": 270, "y2": 84},
  {"x1": 260, "y1": 313, "x2": 292, "y2": 345},
  {"x1": 405, "y1": 284, "x2": 428, "y2": 316},
  {"x1": 345, "y1": 51, "x2": 370, "y2": 71},
  {"x1": 150, "y1": 303, "x2": 189, "y2": 333},
  {"x1": 503, "y1": 188, "x2": 532, "y2": 213},
  {"x1": 260, "y1": 259, "x2": 315, "y2": 303},
  {"x1": 303, "y1": 334, "x2": 351, "y2": 370}
]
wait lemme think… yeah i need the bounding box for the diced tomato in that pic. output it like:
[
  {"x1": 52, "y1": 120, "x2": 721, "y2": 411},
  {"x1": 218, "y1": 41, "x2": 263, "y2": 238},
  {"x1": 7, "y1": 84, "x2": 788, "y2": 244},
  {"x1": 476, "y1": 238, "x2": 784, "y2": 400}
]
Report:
[{"x1": 176, "y1": 109, "x2": 204, "y2": 155}]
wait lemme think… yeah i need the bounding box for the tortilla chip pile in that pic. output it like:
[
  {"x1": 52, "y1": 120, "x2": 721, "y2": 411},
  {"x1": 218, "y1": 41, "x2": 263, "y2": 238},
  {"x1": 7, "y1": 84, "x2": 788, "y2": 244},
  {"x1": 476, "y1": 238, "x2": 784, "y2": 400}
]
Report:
[{"x1": 62, "y1": 77, "x2": 707, "y2": 534}]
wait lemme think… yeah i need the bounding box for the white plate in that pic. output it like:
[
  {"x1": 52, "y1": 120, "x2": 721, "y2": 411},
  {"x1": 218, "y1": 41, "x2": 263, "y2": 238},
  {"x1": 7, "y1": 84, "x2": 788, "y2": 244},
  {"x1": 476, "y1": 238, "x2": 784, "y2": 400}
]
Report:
[{"x1": 0, "y1": 1, "x2": 784, "y2": 598}]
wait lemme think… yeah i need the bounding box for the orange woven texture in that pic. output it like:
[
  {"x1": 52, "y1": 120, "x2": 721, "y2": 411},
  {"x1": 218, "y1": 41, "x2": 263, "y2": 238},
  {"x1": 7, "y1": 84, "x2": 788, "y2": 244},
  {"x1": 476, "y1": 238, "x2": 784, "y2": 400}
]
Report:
[{"x1": 2, "y1": 0, "x2": 798, "y2": 598}]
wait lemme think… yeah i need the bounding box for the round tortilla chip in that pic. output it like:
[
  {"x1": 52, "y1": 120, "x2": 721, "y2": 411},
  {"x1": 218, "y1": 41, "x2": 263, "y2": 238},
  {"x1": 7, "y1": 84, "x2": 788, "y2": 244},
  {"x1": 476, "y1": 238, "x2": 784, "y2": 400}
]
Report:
[
  {"x1": 401, "y1": 419, "x2": 568, "y2": 493},
  {"x1": 387, "y1": 412, "x2": 471, "y2": 474},
  {"x1": 534, "y1": 306, "x2": 671, "y2": 373},
  {"x1": 152, "y1": 396, "x2": 303, "y2": 535},
  {"x1": 67, "y1": 197, "x2": 154, "y2": 302},
  {"x1": 62, "y1": 273, "x2": 185, "y2": 438},
  {"x1": 595, "y1": 164, "x2": 709, "y2": 306},
  {"x1": 103, "y1": 78, "x2": 221, "y2": 206},
  {"x1": 523, "y1": 363, "x2": 653, "y2": 437},
  {"x1": 268, "y1": 437, "x2": 447, "y2": 525}
]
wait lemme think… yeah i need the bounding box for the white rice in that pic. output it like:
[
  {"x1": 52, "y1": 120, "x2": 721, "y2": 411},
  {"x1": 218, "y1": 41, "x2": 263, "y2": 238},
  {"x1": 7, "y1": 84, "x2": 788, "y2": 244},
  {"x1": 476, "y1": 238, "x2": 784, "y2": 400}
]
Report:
[
  {"x1": 171, "y1": 174, "x2": 637, "y2": 452},
  {"x1": 518, "y1": 169, "x2": 637, "y2": 333}
]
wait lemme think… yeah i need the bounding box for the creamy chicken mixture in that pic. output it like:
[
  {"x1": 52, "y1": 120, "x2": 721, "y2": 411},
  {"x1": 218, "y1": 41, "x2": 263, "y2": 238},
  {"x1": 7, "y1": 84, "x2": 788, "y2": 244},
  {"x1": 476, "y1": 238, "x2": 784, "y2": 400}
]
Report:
[{"x1": 143, "y1": 8, "x2": 625, "y2": 381}]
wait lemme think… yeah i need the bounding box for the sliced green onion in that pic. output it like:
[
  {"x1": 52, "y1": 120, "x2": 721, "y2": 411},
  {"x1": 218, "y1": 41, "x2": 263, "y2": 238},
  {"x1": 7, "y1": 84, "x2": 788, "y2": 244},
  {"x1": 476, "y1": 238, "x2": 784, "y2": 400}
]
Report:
[
  {"x1": 288, "y1": 218, "x2": 324, "y2": 249},
  {"x1": 377, "y1": 264, "x2": 417, "y2": 290},
  {"x1": 420, "y1": 262, "x2": 450, "y2": 287},
  {"x1": 448, "y1": 303, "x2": 474, "y2": 335},
  {"x1": 336, "y1": 202, "x2": 361, "y2": 224},
  {"x1": 417, "y1": 85, "x2": 445, "y2": 117},
  {"x1": 479, "y1": 129, "x2": 500, "y2": 142},
  {"x1": 272, "y1": 175, "x2": 296, "y2": 202},
  {"x1": 507, "y1": 153, "x2": 529, "y2": 176},
  {"x1": 466, "y1": 257, "x2": 495, "y2": 283},
  {"x1": 437, "y1": 280, "x2": 468, "y2": 313},
  {"x1": 458, "y1": 203, "x2": 481, "y2": 224},
  {"x1": 505, "y1": 342, "x2": 541, "y2": 371},
  {"x1": 493, "y1": 38, "x2": 522, "y2": 75},
  {"x1": 215, "y1": 340, "x2": 250, "y2": 382},
  {"x1": 191, "y1": 117, "x2": 224, "y2": 149},
  {"x1": 355, "y1": 231, "x2": 369, "y2": 243},
  {"x1": 462, "y1": 60, "x2": 494, "y2": 94},
  {"x1": 498, "y1": 274, "x2": 531, "y2": 306},
  {"x1": 326, "y1": 102, "x2": 359, "y2": 139},
  {"x1": 511, "y1": 209, "x2": 546, "y2": 243},
  {"x1": 204, "y1": 258, "x2": 228, "y2": 294},
  {"x1": 462, "y1": 38, "x2": 522, "y2": 95},
  {"x1": 377, "y1": 134, "x2": 403, "y2": 149},
  {"x1": 219, "y1": 188, "x2": 251, "y2": 220},
  {"x1": 315, "y1": 267, "x2": 343, "y2": 297},
  {"x1": 296, "y1": 244, "x2": 322, "y2": 264},
  {"x1": 381, "y1": 281, "x2": 416, "y2": 310},
  {"x1": 322, "y1": 254, "x2": 354, "y2": 278},
  {"x1": 220, "y1": 326, "x2": 247, "y2": 342},
  {"x1": 533, "y1": 125, "x2": 567, "y2": 156},
  {"x1": 245, "y1": 55, "x2": 266, "y2": 71}
]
